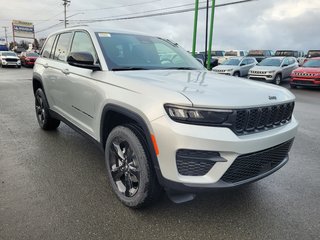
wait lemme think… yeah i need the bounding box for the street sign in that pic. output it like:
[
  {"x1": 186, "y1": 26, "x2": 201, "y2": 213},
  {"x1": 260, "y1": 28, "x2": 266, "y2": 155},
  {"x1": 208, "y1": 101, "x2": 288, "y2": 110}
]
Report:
[{"x1": 12, "y1": 20, "x2": 35, "y2": 39}]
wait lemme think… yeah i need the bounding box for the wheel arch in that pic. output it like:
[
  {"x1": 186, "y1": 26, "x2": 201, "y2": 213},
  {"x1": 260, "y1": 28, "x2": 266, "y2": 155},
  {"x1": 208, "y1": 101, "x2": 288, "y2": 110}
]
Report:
[
  {"x1": 32, "y1": 75, "x2": 44, "y2": 95},
  {"x1": 100, "y1": 104, "x2": 161, "y2": 176}
]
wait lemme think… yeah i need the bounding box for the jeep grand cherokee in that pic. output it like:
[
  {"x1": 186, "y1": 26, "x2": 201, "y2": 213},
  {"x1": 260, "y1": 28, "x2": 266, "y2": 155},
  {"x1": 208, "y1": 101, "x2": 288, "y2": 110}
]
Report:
[{"x1": 32, "y1": 27, "x2": 298, "y2": 208}]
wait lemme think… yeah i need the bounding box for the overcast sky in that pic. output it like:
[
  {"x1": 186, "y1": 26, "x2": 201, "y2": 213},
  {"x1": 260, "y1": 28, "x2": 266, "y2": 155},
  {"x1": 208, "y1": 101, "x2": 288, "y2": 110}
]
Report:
[{"x1": 0, "y1": 0, "x2": 319, "y2": 51}]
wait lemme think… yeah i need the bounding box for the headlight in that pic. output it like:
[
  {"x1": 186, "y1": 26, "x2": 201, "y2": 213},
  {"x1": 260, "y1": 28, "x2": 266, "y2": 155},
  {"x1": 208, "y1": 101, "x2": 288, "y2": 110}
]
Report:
[
  {"x1": 226, "y1": 69, "x2": 234, "y2": 72},
  {"x1": 17, "y1": 60, "x2": 21, "y2": 63},
  {"x1": 164, "y1": 104, "x2": 232, "y2": 126},
  {"x1": 268, "y1": 70, "x2": 276, "y2": 74}
]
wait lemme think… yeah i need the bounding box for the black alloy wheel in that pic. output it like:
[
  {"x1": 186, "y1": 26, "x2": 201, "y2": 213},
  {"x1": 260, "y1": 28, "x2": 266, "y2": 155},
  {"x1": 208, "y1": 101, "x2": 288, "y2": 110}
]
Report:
[
  {"x1": 109, "y1": 139, "x2": 140, "y2": 197},
  {"x1": 105, "y1": 125, "x2": 162, "y2": 208}
]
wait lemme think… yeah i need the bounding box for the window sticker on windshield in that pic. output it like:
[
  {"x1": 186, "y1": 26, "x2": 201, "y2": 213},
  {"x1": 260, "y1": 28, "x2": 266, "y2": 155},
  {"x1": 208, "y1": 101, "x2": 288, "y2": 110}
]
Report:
[{"x1": 98, "y1": 32, "x2": 111, "y2": 37}]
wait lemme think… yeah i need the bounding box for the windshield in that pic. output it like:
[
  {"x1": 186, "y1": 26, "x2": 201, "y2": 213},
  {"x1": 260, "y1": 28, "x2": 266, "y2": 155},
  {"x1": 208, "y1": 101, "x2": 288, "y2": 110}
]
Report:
[
  {"x1": 275, "y1": 51, "x2": 297, "y2": 57},
  {"x1": 258, "y1": 58, "x2": 281, "y2": 67},
  {"x1": 302, "y1": 59, "x2": 320, "y2": 68},
  {"x1": 225, "y1": 51, "x2": 238, "y2": 56},
  {"x1": 26, "y1": 52, "x2": 39, "y2": 57},
  {"x1": 2, "y1": 52, "x2": 17, "y2": 57},
  {"x1": 248, "y1": 50, "x2": 264, "y2": 56},
  {"x1": 222, "y1": 58, "x2": 240, "y2": 66},
  {"x1": 96, "y1": 32, "x2": 204, "y2": 70},
  {"x1": 211, "y1": 51, "x2": 224, "y2": 56},
  {"x1": 307, "y1": 51, "x2": 320, "y2": 58}
]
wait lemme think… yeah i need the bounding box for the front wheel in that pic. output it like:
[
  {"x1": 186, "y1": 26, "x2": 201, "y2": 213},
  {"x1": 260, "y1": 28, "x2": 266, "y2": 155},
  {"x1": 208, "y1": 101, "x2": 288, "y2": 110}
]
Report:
[
  {"x1": 233, "y1": 72, "x2": 240, "y2": 77},
  {"x1": 105, "y1": 125, "x2": 162, "y2": 208},
  {"x1": 35, "y1": 88, "x2": 60, "y2": 130},
  {"x1": 274, "y1": 74, "x2": 282, "y2": 85}
]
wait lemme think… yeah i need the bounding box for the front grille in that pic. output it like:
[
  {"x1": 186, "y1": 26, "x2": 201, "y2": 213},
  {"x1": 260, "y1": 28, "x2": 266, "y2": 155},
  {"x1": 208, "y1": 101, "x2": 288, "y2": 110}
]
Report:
[
  {"x1": 293, "y1": 80, "x2": 314, "y2": 84},
  {"x1": 295, "y1": 72, "x2": 316, "y2": 77},
  {"x1": 232, "y1": 102, "x2": 294, "y2": 135},
  {"x1": 221, "y1": 139, "x2": 294, "y2": 183},
  {"x1": 176, "y1": 149, "x2": 218, "y2": 176},
  {"x1": 5, "y1": 59, "x2": 18, "y2": 62},
  {"x1": 250, "y1": 71, "x2": 267, "y2": 75},
  {"x1": 249, "y1": 77, "x2": 266, "y2": 81},
  {"x1": 214, "y1": 69, "x2": 226, "y2": 73}
]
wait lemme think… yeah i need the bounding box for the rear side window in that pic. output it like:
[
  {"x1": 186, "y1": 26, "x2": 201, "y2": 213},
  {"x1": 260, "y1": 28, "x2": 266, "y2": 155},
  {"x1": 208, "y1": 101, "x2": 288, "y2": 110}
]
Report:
[
  {"x1": 53, "y1": 32, "x2": 73, "y2": 62},
  {"x1": 42, "y1": 35, "x2": 56, "y2": 58}
]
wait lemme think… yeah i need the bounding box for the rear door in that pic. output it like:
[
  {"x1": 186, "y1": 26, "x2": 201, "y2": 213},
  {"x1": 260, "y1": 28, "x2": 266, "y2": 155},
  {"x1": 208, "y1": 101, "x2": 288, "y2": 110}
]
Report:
[
  {"x1": 281, "y1": 58, "x2": 291, "y2": 78},
  {"x1": 44, "y1": 32, "x2": 74, "y2": 117}
]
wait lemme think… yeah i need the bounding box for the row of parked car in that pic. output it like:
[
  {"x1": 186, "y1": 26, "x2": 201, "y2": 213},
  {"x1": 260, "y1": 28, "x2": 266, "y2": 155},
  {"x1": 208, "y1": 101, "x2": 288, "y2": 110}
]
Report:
[
  {"x1": 197, "y1": 49, "x2": 320, "y2": 89},
  {"x1": 0, "y1": 50, "x2": 39, "y2": 68}
]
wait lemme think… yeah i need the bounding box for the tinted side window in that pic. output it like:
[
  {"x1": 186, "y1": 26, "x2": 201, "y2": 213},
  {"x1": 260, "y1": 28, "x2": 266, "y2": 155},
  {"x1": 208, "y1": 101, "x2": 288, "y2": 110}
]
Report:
[
  {"x1": 283, "y1": 58, "x2": 290, "y2": 66},
  {"x1": 53, "y1": 32, "x2": 73, "y2": 62},
  {"x1": 248, "y1": 59, "x2": 254, "y2": 64},
  {"x1": 71, "y1": 31, "x2": 98, "y2": 62},
  {"x1": 42, "y1": 35, "x2": 56, "y2": 58},
  {"x1": 241, "y1": 59, "x2": 248, "y2": 65},
  {"x1": 240, "y1": 51, "x2": 244, "y2": 56}
]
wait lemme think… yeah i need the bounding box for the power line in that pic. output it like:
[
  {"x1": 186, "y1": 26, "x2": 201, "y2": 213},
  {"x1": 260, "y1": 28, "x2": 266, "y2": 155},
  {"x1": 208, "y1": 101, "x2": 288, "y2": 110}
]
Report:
[
  {"x1": 68, "y1": 0, "x2": 256, "y2": 23},
  {"x1": 69, "y1": 0, "x2": 162, "y2": 12}
]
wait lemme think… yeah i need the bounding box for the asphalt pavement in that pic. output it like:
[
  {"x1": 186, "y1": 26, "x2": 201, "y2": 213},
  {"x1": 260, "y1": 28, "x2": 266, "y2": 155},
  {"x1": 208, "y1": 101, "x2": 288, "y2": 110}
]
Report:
[{"x1": 0, "y1": 67, "x2": 319, "y2": 240}]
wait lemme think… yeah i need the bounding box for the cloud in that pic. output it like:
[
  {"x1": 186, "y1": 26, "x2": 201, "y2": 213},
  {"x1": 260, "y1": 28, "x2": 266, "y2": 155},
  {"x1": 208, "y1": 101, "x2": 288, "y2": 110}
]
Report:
[{"x1": 0, "y1": 0, "x2": 319, "y2": 52}]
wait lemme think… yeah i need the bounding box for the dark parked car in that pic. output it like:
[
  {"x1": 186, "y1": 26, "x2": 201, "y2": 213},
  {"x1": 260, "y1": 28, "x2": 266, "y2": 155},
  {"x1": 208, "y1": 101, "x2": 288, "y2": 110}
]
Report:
[
  {"x1": 247, "y1": 50, "x2": 273, "y2": 63},
  {"x1": 195, "y1": 52, "x2": 218, "y2": 69}
]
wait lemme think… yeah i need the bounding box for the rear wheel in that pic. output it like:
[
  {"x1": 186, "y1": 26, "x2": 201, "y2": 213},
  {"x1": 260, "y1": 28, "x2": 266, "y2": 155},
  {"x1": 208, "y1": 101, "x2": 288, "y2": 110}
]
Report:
[
  {"x1": 274, "y1": 74, "x2": 282, "y2": 85},
  {"x1": 105, "y1": 125, "x2": 162, "y2": 208},
  {"x1": 35, "y1": 88, "x2": 60, "y2": 130}
]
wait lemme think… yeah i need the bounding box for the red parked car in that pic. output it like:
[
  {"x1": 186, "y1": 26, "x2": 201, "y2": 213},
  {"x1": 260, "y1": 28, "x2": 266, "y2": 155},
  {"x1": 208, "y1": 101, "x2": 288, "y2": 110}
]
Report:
[
  {"x1": 20, "y1": 52, "x2": 39, "y2": 67},
  {"x1": 290, "y1": 57, "x2": 320, "y2": 88}
]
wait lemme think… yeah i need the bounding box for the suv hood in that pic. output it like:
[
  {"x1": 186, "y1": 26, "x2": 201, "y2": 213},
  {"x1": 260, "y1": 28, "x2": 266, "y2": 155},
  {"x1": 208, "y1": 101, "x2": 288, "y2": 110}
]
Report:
[
  {"x1": 2, "y1": 56, "x2": 19, "y2": 60},
  {"x1": 114, "y1": 70, "x2": 294, "y2": 108},
  {"x1": 251, "y1": 66, "x2": 281, "y2": 72},
  {"x1": 213, "y1": 65, "x2": 239, "y2": 71},
  {"x1": 294, "y1": 67, "x2": 320, "y2": 73}
]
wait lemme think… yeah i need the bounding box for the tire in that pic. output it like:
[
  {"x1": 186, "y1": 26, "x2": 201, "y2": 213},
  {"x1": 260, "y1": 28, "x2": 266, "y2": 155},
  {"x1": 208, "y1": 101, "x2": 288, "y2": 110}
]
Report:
[
  {"x1": 105, "y1": 125, "x2": 162, "y2": 208},
  {"x1": 233, "y1": 72, "x2": 240, "y2": 77},
  {"x1": 35, "y1": 88, "x2": 60, "y2": 130},
  {"x1": 290, "y1": 84, "x2": 297, "y2": 89},
  {"x1": 274, "y1": 74, "x2": 282, "y2": 85}
]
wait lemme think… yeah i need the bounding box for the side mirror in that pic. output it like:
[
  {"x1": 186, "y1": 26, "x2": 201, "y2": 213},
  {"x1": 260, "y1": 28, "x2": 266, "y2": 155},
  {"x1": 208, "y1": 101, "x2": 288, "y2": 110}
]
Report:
[
  {"x1": 282, "y1": 64, "x2": 288, "y2": 67},
  {"x1": 67, "y1": 52, "x2": 100, "y2": 70},
  {"x1": 240, "y1": 63, "x2": 246, "y2": 66}
]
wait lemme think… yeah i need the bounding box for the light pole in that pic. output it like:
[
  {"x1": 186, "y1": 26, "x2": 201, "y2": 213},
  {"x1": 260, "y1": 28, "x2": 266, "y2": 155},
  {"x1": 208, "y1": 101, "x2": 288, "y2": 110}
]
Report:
[{"x1": 63, "y1": 0, "x2": 71, "y2": 28}]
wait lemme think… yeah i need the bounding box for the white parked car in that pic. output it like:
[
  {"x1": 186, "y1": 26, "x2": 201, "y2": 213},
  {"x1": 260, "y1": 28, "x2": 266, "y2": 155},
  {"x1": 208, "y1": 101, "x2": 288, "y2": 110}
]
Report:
[
  {"x1": 212, "y1": 57, "x2": 257, "y2": 77},
  {"x1": 0, "y1": 51, "x2": 21, "y2": 68},
  {"x1": 32, "y1": 26, "x2": 298, "y2": 208},
  {"x1": 248, "y1": 57, "x2": 298, "y2": 85}
]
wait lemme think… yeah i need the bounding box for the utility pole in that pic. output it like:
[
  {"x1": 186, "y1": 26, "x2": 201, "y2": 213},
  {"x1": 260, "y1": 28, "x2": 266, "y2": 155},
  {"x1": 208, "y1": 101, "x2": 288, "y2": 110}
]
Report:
[
  {"x1": 192, "y1": 0, "x2": 199, "y2": 57},
  {"x1": 62, "y1": 0, "x2": 71, "y2": 28},
  {"x1": 2, "y1": 26, "x2": 8, "y2": 45}
]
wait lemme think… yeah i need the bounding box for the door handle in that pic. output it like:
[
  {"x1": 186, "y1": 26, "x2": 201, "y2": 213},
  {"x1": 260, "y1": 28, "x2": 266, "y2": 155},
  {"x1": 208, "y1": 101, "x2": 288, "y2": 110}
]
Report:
[
  {"x1": 62, "y1": 69, "x2": 70, "y2": 75},
  {"x1": 43, "y1": 63, "x2": 49, "y2": 68}
]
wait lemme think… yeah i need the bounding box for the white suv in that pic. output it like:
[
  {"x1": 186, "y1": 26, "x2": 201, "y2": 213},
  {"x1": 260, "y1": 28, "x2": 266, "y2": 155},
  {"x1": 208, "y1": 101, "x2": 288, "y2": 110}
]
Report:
[{"x1": 33, "y1": 27, "x2": 298, "y2": 208}]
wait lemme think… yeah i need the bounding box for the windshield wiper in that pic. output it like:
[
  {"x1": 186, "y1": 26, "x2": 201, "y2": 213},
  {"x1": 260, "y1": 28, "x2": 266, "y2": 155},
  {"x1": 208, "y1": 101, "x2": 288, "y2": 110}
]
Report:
[
  {"x1": 163, "y1": 67, "x2": 198, "y2": 70},
  {"x1": 111, "y1": 67, "x2": 151, "y2": 71}
]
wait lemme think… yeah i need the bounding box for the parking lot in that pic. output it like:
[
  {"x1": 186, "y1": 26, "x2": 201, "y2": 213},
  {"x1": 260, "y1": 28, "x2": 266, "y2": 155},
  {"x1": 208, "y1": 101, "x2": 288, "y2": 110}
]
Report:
[{"x1": 0, "y1": 67, "x2": 319, "y2": 240}]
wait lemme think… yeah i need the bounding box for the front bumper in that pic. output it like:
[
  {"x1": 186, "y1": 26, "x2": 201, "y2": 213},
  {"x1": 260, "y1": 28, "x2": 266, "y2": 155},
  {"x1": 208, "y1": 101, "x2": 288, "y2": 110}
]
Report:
[
  {"x1": 291, "y1": 77, "x2": 320, "y2": 87},
  {"x1": 151, "y1": 114, "x2": 298, "y2": 190},
  {"x1": 1, "y1": 61, "x2": 21, "y2": 66},
  {"x1": 248, "y1": 73, "x2": 275, "y2": 82}
]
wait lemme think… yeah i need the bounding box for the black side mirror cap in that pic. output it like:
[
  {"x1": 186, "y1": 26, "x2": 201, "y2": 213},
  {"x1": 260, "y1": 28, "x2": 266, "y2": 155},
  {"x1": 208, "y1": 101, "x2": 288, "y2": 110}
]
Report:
[{"x1": 67, "y1": 52, "x2": 100, "y2": 71}]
